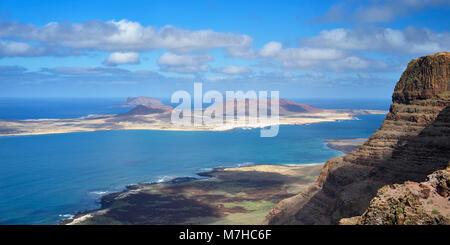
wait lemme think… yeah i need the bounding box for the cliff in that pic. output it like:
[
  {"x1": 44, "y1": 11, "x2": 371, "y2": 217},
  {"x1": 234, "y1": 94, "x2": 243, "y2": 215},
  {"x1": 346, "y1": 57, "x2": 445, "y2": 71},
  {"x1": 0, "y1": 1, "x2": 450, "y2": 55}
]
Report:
[
  {"x1": 265, "y1": 52, "x2": 450, "y2": 225},
  {"x1": 339, "y1": 168, "x2": 449, "y2": 225}
]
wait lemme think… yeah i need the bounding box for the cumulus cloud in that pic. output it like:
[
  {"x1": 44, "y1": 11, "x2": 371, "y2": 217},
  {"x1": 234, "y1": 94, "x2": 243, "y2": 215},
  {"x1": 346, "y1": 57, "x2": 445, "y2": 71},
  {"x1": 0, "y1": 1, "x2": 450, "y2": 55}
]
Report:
[
  {"x1": 276, "y1": 47, "x2": 345, "y2": 61},
  {"x1": 254, "y1": 40, "x2": 401, "y2": 72},
  {"x1": 258, "y1": 41, "x2": 282, "y2": 57},
  {"x1": 303, "y1": 27, "x2": 450, "y2": 55},
  {"x1": 0, "y1": 17, "x2": 446, "y2": 76},
  {"x1": 328, "y1": 56, "x2": 371, "y2": 71},
  {"x1": 213, "y1": 66, "x2": 252, "y2": 75},
  {"x1": 225, "y1": 45, "x2": 255, "y2": 58},
  {"x1": 0, "y1": 41, "x2": 46, "y2": 57},
  {"x1": 157, "y1": 52, "x2": 212, "y2": 66},
  {"x1": 103, "y1": 52, "x2": 140, "y2": 66},
  {"x1": 0, "y1": 19, "x2": 253, "y2": 57},
  {"x1": 157, "y1": 52, "x2": 213, "y2": 73},
  {"x1": 257, "y1": 41, "x2": 349, "y2": 69}
]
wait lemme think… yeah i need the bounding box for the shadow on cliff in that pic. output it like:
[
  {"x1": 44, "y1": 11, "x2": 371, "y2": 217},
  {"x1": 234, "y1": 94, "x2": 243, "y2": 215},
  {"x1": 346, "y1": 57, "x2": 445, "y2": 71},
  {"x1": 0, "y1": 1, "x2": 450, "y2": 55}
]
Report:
[{"x1": 289, "y1": 105, "x2": 450, "y2": 225}]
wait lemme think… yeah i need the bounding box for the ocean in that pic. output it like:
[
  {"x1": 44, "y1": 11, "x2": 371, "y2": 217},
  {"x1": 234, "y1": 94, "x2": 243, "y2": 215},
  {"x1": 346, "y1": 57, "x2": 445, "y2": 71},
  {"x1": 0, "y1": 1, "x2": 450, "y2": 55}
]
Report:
[{"x1": 0, "y1": 98, "x2": 389, "y2": 224}]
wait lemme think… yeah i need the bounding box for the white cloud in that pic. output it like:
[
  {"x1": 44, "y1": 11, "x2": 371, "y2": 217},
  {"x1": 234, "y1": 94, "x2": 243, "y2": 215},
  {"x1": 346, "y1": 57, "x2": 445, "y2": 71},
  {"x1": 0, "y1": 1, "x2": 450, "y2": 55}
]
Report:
[
  {"x1": 303, "y1": 27, "x2": 450, "y2": 55},
  {"x1": 254, "y1": 40, "x2": 399, "y2": 71},
  {"x1": 1, "y1": 18, "x2": 446, "y2": 75},
  {"x1": 157, "y1": 52, "x2": 212, "y2": 66},
  {"x1": 0, "y1": 19, "x2": 254, "y2": 56},
  {"x1": 0, "y1": 41, "x2": 46, "y2": 57},
  {"x1": 328, "y1": 56, "x2": 371, "y2": 71},
  {"x1": 277, "y1": 47, "x2": 344, "y2": 61},
  {"x1": 225, "y1": 46, "x2": 255, "y2": 58},
  {"x1": 258, "y1": 41, "x2": 282, "y2": 57},
  {"x1": 257, "y1": 41, "x2": 346, "y2": 69},
  {"x1": 277, "y1": 48, "x2": 346, "y2": 69},
  {"x1": 157, "y1": 52, "x2": 213, "y2": 73},
  {"x1": 214, "y1": 66, "x2": 252, "y2": 75},
  {"x1": 103, "y1": 52, "x2": 140, "y2": 66}
]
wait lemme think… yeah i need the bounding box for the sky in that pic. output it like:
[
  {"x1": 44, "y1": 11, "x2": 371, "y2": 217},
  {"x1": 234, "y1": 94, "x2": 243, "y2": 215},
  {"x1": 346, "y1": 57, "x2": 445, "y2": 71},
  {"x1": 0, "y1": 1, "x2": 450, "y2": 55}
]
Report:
[{"x1": 0, "y1": 0, "x2": 449, "y2": 99}]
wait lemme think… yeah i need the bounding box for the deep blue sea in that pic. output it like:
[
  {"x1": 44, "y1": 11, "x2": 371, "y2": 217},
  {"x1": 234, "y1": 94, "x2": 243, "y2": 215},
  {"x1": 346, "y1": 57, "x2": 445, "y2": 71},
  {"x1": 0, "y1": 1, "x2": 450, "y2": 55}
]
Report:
[
  {"x1": 0, "y1": 98, "x2": 129, "y2": 120},
  {"x1": 0, "y1": 98, "x2": 389, "y2": 224}
]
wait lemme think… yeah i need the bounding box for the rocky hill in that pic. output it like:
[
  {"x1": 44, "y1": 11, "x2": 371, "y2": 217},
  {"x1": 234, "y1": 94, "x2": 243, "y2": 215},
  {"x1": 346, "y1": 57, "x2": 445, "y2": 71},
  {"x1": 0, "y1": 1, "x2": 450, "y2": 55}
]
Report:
[
  {"x1": 265, "y1": 52, "x2": 450, "y2": 225},
  {"x1": 117, "y1": 98, "x2": 323, "y2": 118},
  {"x1": 278, "y1": 99, "x2": 324, "y2": 114},
  {"x1": 123, "y1": 96, "x2": 165, "y2": 107},
  {"x1": 117, "y1": 104, "x2": 173, "y2": 117},
  {"x1": 204, "y1": 98, "x2": 324, "y2": 116},
  {"x1": 339, "y1": 168, "x2": 449, "y2": 225}
]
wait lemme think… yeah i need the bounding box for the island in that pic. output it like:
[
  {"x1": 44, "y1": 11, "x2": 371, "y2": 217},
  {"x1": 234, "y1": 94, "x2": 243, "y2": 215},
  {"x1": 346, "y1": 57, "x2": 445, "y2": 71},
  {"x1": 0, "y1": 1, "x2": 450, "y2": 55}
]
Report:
[{"x1": 0, "y1": 98, "x2": 386, "y2": 136}]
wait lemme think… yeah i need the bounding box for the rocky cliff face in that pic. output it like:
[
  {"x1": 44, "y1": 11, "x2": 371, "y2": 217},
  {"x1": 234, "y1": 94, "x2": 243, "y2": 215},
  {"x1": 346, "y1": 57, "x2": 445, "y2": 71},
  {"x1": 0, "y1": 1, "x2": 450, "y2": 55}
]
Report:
[
  {"x1": 265, "y1": 52, "x2": 450, "y2": 225},
  {"x1": 339, "y1": 168, "x2": 449, "y2": 225}
]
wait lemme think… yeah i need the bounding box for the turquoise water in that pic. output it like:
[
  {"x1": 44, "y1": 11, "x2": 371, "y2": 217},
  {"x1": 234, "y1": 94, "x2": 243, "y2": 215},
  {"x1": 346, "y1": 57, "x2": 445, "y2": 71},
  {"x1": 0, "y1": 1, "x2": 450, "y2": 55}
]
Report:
[
  {"x1": 0, "y1": 98, "x2": 389, "y2": 224},
  {"x1": 0, "y1": 114, "x2": 386, "y2": 225}
]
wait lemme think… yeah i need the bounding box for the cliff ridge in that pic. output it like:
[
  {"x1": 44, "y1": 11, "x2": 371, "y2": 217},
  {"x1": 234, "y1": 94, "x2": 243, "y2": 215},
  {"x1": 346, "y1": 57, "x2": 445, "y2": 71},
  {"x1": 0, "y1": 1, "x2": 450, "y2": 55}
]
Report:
[{"x1": 265, "y1": 52, "x2": 450, "y2": 225}]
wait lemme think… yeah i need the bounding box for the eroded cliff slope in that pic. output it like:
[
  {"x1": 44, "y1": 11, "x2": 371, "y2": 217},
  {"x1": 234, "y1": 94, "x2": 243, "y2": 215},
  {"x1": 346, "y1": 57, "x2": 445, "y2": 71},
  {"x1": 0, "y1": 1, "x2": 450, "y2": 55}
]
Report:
[
  {"x1": 339, "y1": 168, "x2": 449, "y2": 225},
  {"x1": 265, "y1": 52, "x2": 450, "y2": 225}
]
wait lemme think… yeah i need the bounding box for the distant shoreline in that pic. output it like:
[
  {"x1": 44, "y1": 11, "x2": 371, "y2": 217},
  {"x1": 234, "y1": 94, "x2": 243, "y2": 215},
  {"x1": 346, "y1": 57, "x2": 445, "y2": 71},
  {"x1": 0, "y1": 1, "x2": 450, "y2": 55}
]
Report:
[{"x1": 0, "y1": 109, "x2": 387, "y2": 137}]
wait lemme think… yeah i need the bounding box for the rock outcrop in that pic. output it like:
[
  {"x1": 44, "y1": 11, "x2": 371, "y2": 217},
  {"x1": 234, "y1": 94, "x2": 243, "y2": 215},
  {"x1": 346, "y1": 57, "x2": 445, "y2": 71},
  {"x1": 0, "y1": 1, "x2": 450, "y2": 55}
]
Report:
[
  {"x1": 265, "y1": 52, "x2": 450, "y2": 225},
  {"x1": 339, "y1": 168, "x2": 449, "y2": 225}
]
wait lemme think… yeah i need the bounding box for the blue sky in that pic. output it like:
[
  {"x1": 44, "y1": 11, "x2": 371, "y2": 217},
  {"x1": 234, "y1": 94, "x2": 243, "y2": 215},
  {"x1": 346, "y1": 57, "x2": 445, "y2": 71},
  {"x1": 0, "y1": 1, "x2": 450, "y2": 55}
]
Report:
[{"x1": 0, "y1": 0, "x2": 449, "y2": 99}]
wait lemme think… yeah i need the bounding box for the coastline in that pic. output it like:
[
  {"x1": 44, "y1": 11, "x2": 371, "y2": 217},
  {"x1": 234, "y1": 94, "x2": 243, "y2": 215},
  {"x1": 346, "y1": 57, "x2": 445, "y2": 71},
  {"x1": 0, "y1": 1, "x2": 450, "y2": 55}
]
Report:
[
  {"x1": 0, "y1": 111, "x2": 380, "y2": 225},
  {"x1": 63, "y1": 162, "x2": 325, "y2": 225},
  {"x1": 0, "y1": 110, "x2": 387, "y2": 137},
  {"x1": 62, "y1": 137, "x2": 363, "y2": 225}
]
